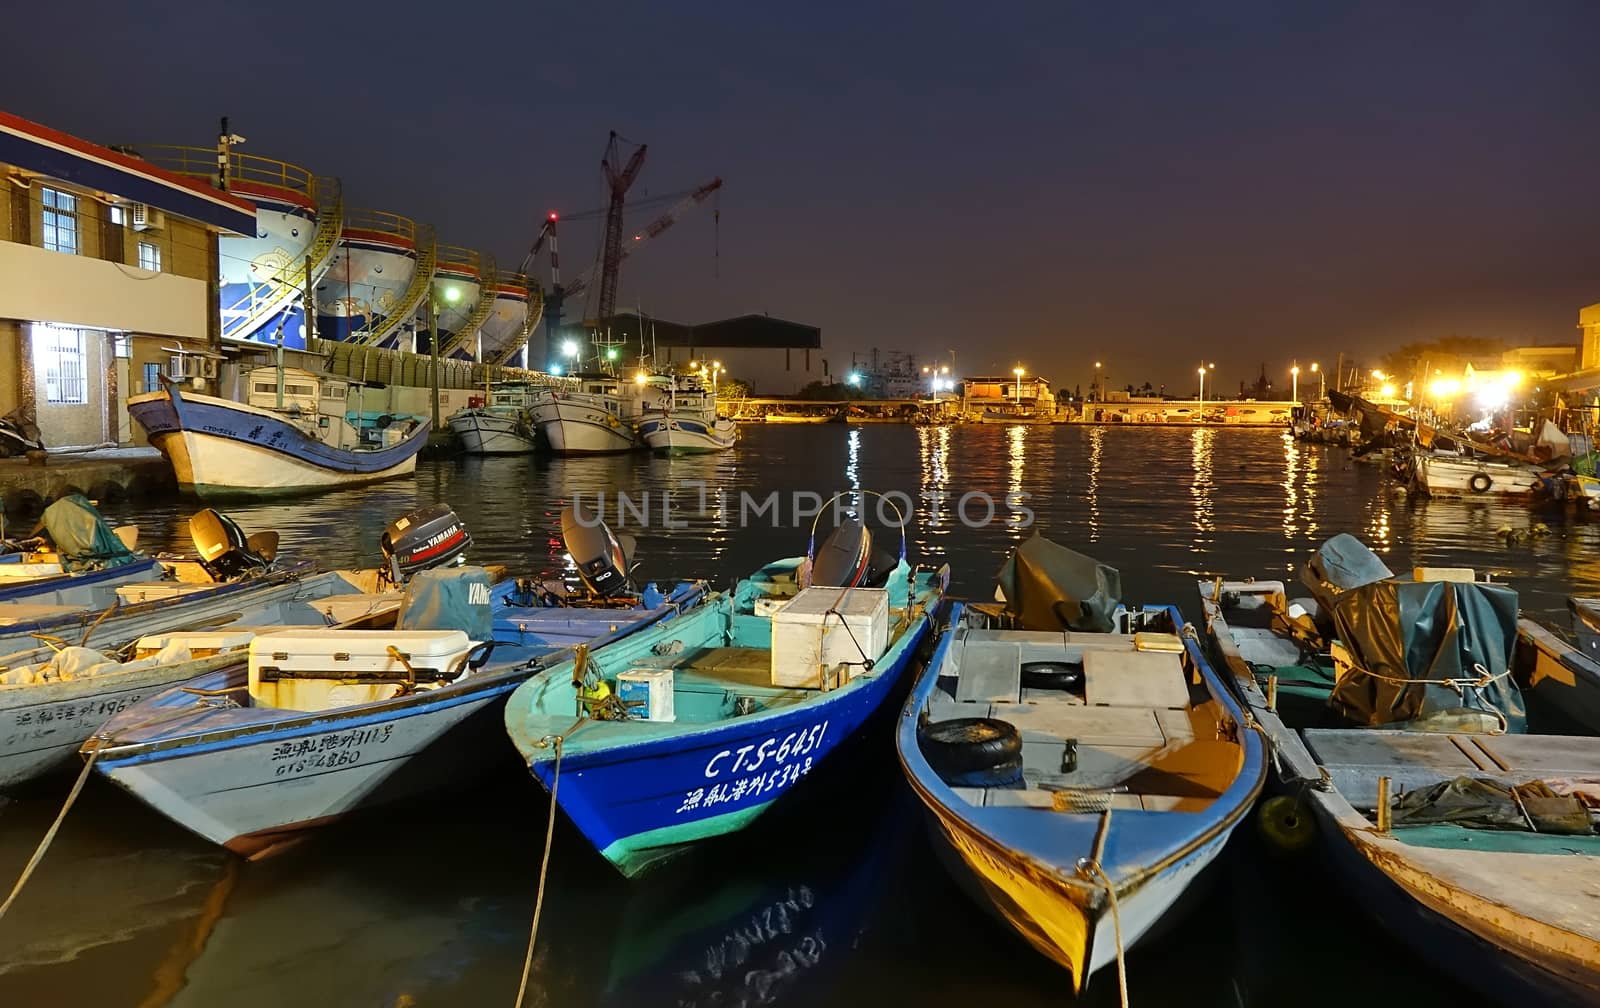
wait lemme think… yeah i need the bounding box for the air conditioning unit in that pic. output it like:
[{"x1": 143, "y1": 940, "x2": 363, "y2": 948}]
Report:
[
  {"x1": 128, "y1": 203, "x2": 165, "y2": 231},
  {"x1": 169, "y1": 355, "x2": 218, "y2": 382}
]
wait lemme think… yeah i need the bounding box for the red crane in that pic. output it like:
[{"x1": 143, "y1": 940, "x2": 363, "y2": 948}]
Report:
[{"x1": 595, "y1": 131, "x2": 648, "y2": 327}]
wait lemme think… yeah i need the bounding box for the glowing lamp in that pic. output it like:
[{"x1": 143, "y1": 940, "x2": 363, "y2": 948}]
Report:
[
  {"x1": 561, "y1": 340, "x2": 579, "y2": 358},
  {"x1": 1379, "y1": 382, "x2": 1396, "y2": 398}
]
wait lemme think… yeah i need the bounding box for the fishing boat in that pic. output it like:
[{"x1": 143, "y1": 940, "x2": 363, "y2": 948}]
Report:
[
  {"x1": 637, "y1": 374, "x2": 737, "y2": 454},
  {"x1": 764, "y1": 409, "x2": 837, "y2": 424},
  {"x1": 1410, "y1": 452, "x2": 1543, "y2": 498},
  {"x1": 505, "y1": 501, "x2": 949, "y2": 878},
  {"x1": 978, "y1": 407, "x2": 1054, "y2": 425},
  {"x1": 897, "y1": 533, "x2": 1265, "y2": 994},
  {"x1": 127, "y1": 366, "x2": 429, "y2": 498},
  {"x1": 447, "y1": 381, "x2": 540, "y2": 455},
  {"x1": 0, "y1": 494, "x2": 160, "y2": 606},
  {"x1": 1202, "y1": 536, "x2": 1600, "y2": 1006},
  {"x1": 527, "y1": 373, "x2": 662, "y2": 455},
  {"x1": 88, "y1": 509, "x2": 706, "y2": 855}
]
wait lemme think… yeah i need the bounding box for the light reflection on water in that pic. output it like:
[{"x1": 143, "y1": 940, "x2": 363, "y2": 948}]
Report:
[{"x1": 4, "y1": 424, "x2": 1589, "y2": 1007}]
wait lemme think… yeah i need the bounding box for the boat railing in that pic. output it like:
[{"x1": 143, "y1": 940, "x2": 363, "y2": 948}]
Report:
[
  {"x1": 343, "y1": 208, "x2": 418, "y2": 244},
  {"x1": 435, "y1": 244, "x2": 484, "y2": 277},
  {"x1": 131, "y1": 145, "x2": 319, "y2": 201}
]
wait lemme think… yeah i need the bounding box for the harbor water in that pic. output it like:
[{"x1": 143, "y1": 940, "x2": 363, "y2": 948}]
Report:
[{"x1": 11, "y1": 423, "x2": 1590, "y2": 1006}]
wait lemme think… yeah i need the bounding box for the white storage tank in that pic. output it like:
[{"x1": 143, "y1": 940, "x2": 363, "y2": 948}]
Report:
[{"x1": 770, "y1": 586, "x2": 889, "y2": 689}]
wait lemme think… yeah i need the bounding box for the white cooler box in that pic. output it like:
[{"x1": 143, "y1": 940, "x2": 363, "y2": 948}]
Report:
[
  {"x1": 771, "y1": 586, "x2": 890, "y2": 689},
  {"x1": 248, "y1": 630, "x2": 472, "y2": 709},
  {"x1": 617, "y1": 667, "x2": 676, "y2": 722}
]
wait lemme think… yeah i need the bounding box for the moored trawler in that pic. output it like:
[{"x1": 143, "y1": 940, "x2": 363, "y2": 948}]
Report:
[
  {"x1": 638, "y1": 373, "x2": 737, "y2": 453},
  {"x1": 528, "y1": 372, "x2": 664, "y2": 455},
  {"x1": 127, "y1": 365, "x2": 428, "y2": 498},
  {"x1": 448, "y1": 382, "x2": 541, "y2": 455}
]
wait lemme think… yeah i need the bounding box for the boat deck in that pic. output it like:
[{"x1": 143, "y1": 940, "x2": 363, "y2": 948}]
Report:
[
  {"x1": 1305, "y1": 729, "x2": 1600, "y2": 804},
  {"x1": 925, "y1": 628, "x2": 1239, "y2": 813}
]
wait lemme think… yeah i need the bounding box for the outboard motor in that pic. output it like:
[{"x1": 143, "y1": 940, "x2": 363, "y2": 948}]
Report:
[
  {"x1": 811, "y1": 514, "x2": 896, "y2": 590},
  {"x1": 190, "y1": 508, "x2": 276, "y2": 581},
  {"x1": 381, "y1": 504, "x2": 472, "y2": 586},
  {"x1": 561, "y1": 501, "x2": 635, "y2": 597}
]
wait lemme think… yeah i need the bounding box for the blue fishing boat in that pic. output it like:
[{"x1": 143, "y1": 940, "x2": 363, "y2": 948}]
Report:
[
  {"x1": 505, "y1": 504, "x2": 949, "y2": 878},
  {"x1": 89, "y1": 508, "x2": 706, "y2": 856},
  {"x1": 897, "y1": 534, "x2": 1266, "y2": 995},
  {"x1": 126, "y1": 366, "x2": 429, "y2": 499}
]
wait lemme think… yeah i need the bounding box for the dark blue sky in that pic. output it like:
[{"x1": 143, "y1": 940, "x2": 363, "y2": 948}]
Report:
[{"x1": 5, "y1": 1, "x2": 1598, "y2": 393}]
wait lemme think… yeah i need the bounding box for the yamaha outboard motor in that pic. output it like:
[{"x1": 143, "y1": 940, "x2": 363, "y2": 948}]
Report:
[
  {"x1": 811, "y1": 514, "x2": 896, "y2": 590},
  {"x1": 381, "y1": 504, "x2": 472, "y2": 586},
  {"x1": 190, "y1": 508, "x2": 276, "y2": 581},
  {"x1": 561, "y1": 500, "x2": 635, "y2": 597}
]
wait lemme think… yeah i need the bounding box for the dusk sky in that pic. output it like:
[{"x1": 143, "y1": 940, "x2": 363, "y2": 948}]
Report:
[{"x1": 5, "y1": 2, "x2": 1599, "y2": 394}]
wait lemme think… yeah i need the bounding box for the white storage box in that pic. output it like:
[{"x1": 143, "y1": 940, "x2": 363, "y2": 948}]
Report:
[
  {"x1": 134, "y1": 630, "x2": 257, "y2": 660},
  {"x1": 771, "y1": 586, "x2": 890, "y2": 689},
  {"x1": 617, "y1": 667, "x2": 676, "y2": 721},
  {"x1": 248, "y1": 629, "x2": 472, "y2": 711}
]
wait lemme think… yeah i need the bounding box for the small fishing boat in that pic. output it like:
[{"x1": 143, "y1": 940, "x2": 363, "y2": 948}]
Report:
[
  {"x1": 527, "y1": 372, "x2": 661, "y2": 455},
  {"x1": 448, "y1": 381, "x2": 540, "y2": 455},
  {"x1": 89, "y1": 509, "x2": 705, "y2": 854},
  {"x1": 127, "y1": 366, "x2": 429, "y2": 498},
  {"x1": 0, "y1": 505, "x2": 477, "y2": 790},
  {"x1": 763, "y1": 409, "x2": 836, "y2": 424},
  {"x1": 978, "y1": 407, "x2": 1054, "y2": 425},
  {"x1": 638, "y1": 374, "x2": 737, "y2": 454},
  {"x1": 505, "y1": 500, "x2": 949, "y2": 877},
  {"x1": 0, "y1": 494, "x2": 161, "y2": 606},
  {"x1": 1410, "y1": 452, "x2": 1543, "y2": 498},
  {"x1": 1202, "y1": 536, "x2": 1600, "y2": 1006},
  {"x1": 898, "y1": 533, "x2": 1265, "y2": 994}
]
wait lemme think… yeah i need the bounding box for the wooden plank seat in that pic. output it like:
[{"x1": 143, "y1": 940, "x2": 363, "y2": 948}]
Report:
[{"x1": 1305, "y1": 728, "x2": 1600, "y2": 807}]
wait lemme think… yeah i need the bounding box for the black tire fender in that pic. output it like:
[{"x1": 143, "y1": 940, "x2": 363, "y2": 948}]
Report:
[
  {"x1": 1020, "y1": 660, "x2": 1084, "y2": 691},
  {"x1": 1469, "y1": 472, "x2": 1493, "y2": 493},
  {"x1": 376, "y1": 414, "x2": 394, "y2": 429},
  {"x1": 918, "y1": 717, "x2": 1023, "y2": 778}
]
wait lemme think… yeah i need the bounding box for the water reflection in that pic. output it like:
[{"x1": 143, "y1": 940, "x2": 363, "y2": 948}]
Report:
[
  {"x1": 916, "y1": 425, "x2": 951, "y2": 539},
  {"x1": 1007, "y1": 426, "x2": 1027, "y2": 535},
  {"x1": 1190, "y1": 428, "x2": 1215, "y2": 547},
  {"x1": 844, "y1": 428, "x2": 861, "y2": 491},
  {"x1": 1087, "y1": 425, "x2": 1104, "y2": 542}
]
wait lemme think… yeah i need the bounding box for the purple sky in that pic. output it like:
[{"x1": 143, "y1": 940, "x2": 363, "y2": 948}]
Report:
[{"x1": 4, "y1": 1, "x2": 1598, "y2": 394}]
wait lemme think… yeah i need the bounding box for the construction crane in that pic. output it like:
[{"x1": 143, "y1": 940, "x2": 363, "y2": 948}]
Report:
[
  {"x1": 595, "y1": 131, "x2": 648, "y2": 330},
  {"x1": 521, "y1": 175, "x2": 723, "y2": 369}
]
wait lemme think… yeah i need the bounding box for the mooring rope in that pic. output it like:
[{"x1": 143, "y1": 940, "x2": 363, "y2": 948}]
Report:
[
  {"x1": 513, "y1": 735, "x2": 564, "y2": 1008},
  {"x1": 0, "y1": 739, "x2": 102, "y2": 923},
  {"x1": 1080, "y1": 859, "x2": 1129, "y2": 1008}
]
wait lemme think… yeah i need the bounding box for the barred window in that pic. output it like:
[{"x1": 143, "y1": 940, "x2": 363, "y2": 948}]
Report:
[
  {"x1": 41, "y1": 188, "x2": 79, "y2": 255},
  {"x1": 138, "y1": 241, "x2": 161, "y2": 271},
  {"x1": 37, "y1": 325, "x2": 87, "y2": 404},
  {"x1": 143, "y1": 362, "x2": 163, "y2": 392}
]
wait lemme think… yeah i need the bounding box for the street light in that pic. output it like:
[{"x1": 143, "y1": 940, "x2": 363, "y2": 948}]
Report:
[
  {"x1": 1094, "y1": 361, "x2": 1103, "y2": 401},
  {"x1": 429, "y1": 284, "x2": 463, "y2": 433},
  {"x1": 1311, "y1": 362, "x2": 1323, "y2": 400},
  {"x1": 1290, "y1": 363, "x2": 1300, "y2": 403},
  {"x1": 1013, "y1": 366, "x2": 1025, "y2": 402}
]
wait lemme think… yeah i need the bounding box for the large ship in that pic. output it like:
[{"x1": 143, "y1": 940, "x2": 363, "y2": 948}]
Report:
[{"x1": 316, "y1": 209, "x2": 435, "y2": 350}]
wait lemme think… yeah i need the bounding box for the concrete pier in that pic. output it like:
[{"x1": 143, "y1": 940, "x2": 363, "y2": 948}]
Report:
[{"x1": 0, "y1": 448, "x2": 175, "y2": 520}]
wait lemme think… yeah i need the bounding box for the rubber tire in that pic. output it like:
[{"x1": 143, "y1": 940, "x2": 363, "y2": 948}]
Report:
[
  {"x1": 1256, "y1": 794, "x2": 1317, "y2": 854},
  {"x1": 1469, "y1": 472, "x2": 1493, "y2": 494},
  {"x1": 918, "y1": 717, "x2": 1023, "y2": 778},
  {"x1": 376, "y1": 414, "x2": 394, "y2": 429},
  {"x1": 1020, "y1": 661, "x2": 1084, "y2": 691},
  {"x1": 940, "y1": 754, "x2": 1025, "y2": 789}
]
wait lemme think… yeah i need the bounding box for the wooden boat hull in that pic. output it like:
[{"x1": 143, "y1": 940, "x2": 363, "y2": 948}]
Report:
[
  {"x1": 128, "y1": 387, "x2": 428, "y2": 498},
  {"x1": 1413, "y1": 455, "x2": 1541, "y2": 498},
  {"x1": 447, "y1": 409, "x2": 537, "y2": 455},
  {"x1": 530, "y1": 398, "x2": 640, "y2": 454}
]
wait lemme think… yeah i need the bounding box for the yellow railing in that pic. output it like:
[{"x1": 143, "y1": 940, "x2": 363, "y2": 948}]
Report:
[
  {"x1": 489, "y1": 284, "x2": 544, "y2": 366},
  {"x1": 343, "y1": 208, "x2": 417, "y2": 243},
  {"x1": 351, "y1": 227, "x2": 437, "y2": 346},
  {"x1": 435, "y1": 244, "x2": 481, "y2": 275},
  {"x1": 490, "y1": 269, "x2": 529, "y2": 293},
  {"x1": 219, "y1": 178, "x2": 344, "y2": 340},
  {"x1": 134, "y1": 145, "x2": 318, "y2": 201},
  {"x1": 440, "y1": 255, "x2": 500, "y2": 357}
]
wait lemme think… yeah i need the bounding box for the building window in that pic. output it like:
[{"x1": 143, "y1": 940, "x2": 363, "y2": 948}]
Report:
[
  {"x1": 41, "y1": 188, "x2": 79, "y2": 254},
  {"x1": 36, "y1": 325, "x2": 88, "y2": 404},
  {"x1": 138, "y1": 241, "x2": 160, "y2": 271},
  {"x1": 142, "y1": 362, "x2": 164, "y2": 392},
  {"x1": 110, "y1": 205, "x2": 125, "y2": 227},
  {"x1": 112, "y1": 332, "x2": 131, "y2": 359}
]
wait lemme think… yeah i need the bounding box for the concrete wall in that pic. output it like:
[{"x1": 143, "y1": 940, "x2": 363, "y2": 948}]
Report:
[{"x1": 0, "y1": 241, "x2": 208, "y2": 337}]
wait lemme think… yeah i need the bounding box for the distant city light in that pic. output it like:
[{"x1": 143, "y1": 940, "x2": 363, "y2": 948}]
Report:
[
  {"x1": 606, "y1": 347, "x2": 619, "y2": 361},
  {"x1": 562, "y1": 340, "x2": 579, "y2": 358},
  {"x1": 847, "y1": 372, "x2": 862, "y2": 387},
  {"x1": 1379, "y1": 382, "x2": 1396, "y2": 397},
  {"x1": 550, "y1": 363, "x2": 563, "y2": 376}
]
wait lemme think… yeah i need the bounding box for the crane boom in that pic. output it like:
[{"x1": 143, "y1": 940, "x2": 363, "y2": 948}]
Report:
[
  {"x1": 596, "y1": 131, "x2": 648, "y2": 327},
  {"x1": 562, "y1": 178, "x2": 722, "y2": 301}
]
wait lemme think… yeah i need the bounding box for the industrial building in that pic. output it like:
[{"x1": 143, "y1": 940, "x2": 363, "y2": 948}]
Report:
[
  {"x1": 0, "y1": 110, "x2": 254, "y2": 449},
  {"x1": 554, "y1": 311, "x2": 826, "y2": 396}
]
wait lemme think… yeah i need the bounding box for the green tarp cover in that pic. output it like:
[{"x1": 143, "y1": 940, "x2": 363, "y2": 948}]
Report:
[
  {"x1": 397, "y1": 565, "x2": 493, "y2": 641},
  {"x1": 1328, "y1": 578, "x2": 1527, "y2": 732},
  {"x1": 996, "y1": 532, "x2": 1121, "y2": 633},
  {"x1": 41, "y1": 494, "x2": 138, "y2": 572}
]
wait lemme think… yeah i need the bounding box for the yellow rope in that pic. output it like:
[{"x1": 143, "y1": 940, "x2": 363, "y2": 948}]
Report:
[
  {"x1": 1081, "y1": 859, "x2": 1129, "y2": 1008},
  {"x1": 513, "y1": 735, "x2": 563, "y2": 1008},
  {"x1": 0, "y1": 740, "x2": 102, "y2": 923}
]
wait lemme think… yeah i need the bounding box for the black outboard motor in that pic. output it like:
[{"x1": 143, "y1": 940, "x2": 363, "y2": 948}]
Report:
[
  {"x1": 190, "y1": 508, "x2": 276, "y2": 581},
  {"x1": 811, "y1": 514, "x2": 896, "y2": 589},
  {"x1": 381, "y1": 504, "x2": 472, "y2": 586},
  {"x1": 561, "y1": 500, "x2": 635, "y2": 597}
]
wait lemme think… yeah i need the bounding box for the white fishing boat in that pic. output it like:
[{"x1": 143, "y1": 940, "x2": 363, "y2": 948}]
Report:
[
  {"x1": 447, "y1": 381, "x2": 540, "y2": 455},
  {"x1": 638, "y1": 374, "x2": 737, "y2": 454},
  {"x1": 1411, "y1": 452, "x2": 1543, "y2": 498},
  {"x1": 127, "y1": 366, "x2": 429, "y2": 498},
  {"x1": 1202, "y1": 537, "x2": 1600, "y2": 1006},
  {"x1": 527, "y1": 373, "x2": 662, "y2": 455},
  {"x1": 764, "y1": 409, "x2": 838, "y2": 424}
]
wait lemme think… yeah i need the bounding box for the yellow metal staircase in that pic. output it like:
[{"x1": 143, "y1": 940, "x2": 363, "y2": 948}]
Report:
[
  {"x1": 489, "y1": 279, "x2": 543, "y2": 366},
  {"x1": 352, "y1": 226, "x2": 437, "y2": 347},
  {"x1": 220, "y1": 177, "x2": 344, "y2": 341},
  {"x1": 439, "y1": 255, "x2": 499, "y2": 358}
]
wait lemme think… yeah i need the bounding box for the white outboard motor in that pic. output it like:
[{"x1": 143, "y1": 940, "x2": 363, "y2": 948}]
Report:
[
  {"x1": 190, "y1": 508, "x2": 277, "y2": 582},
  {"x1": 380, "y1": 504, "x2": 472, "y2": 586},
  {"x1": 561, "y1": 500, "x2": 635, "y2": 598}
]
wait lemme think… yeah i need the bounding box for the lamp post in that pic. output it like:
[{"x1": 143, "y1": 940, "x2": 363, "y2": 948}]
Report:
[
  {"x1": 1013, "y1": 366, "x2": 1025, "y2": 403},
  {"x1": 1291, "y1": 363, "x2": 1300, "y2": 403},
  {"x1": 1094, "y1": 361, "x2": 1103, "y2": 401},
  {"x1": 1311, "y1": 361, "x2": 1324, "y2": 401},
  {"x1": 1197, "y1": 362, "x2": 1215, "y2": 416},
  {"x1": 430, "y1": 285, "x2": 462, "y2": 432},
  {"x1": 711, "y1": 360, "x2": 723, "y2": 396}
]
